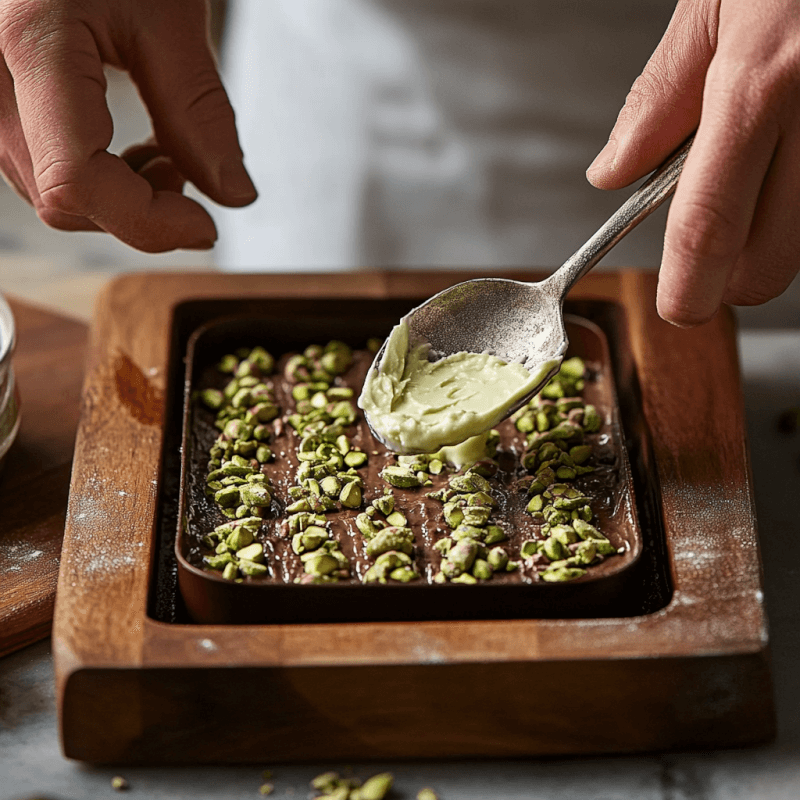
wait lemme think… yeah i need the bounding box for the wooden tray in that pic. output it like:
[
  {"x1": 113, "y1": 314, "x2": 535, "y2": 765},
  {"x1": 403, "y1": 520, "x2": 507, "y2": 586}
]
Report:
[
  {"x1": 0, "y1": 298, "x2": 87, "y2": 659},
  {"x1": 53, "y1": 270, "x2": 774, "y2": 764}
]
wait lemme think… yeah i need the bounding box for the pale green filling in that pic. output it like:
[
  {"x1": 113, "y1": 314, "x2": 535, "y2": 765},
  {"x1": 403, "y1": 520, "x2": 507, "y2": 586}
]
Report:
[{"x1": 359, "y1": 321, "x2": 558, "y2": 453}]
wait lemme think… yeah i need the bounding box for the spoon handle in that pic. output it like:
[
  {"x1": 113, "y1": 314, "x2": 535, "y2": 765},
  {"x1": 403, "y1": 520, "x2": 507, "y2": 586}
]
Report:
[{"x1": 544, "y1": 135, "x2": 694, "y2": 299}]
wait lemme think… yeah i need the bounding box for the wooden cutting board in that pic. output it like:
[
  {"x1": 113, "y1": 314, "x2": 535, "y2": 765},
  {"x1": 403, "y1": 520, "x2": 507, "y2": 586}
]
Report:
[{"x1": 0, "y1": 298, "x2": 87, "y2": 659}]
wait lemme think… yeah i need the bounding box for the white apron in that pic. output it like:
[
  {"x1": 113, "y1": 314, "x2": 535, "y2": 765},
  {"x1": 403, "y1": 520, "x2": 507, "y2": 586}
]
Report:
[{"x1": 215, "y1": 0, "x2": 676, "y2": 271}]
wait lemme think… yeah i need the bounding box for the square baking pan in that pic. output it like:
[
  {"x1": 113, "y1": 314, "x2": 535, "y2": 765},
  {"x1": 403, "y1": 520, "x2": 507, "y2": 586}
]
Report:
[
  {"x1": 53, "y1": 270, "x2": 773, "y2": 763},
  {"x1": 176, "y1": 309, "x2": 648, "y2": 624}
]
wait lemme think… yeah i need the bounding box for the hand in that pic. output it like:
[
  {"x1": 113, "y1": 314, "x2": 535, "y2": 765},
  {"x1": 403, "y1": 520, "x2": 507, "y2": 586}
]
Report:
[
  {"x1": 587, "y1": 0, "x2": 800, "y2": 327},
  {"x1": 0, "y1": 0, "x2": 256, "y2": 252}
]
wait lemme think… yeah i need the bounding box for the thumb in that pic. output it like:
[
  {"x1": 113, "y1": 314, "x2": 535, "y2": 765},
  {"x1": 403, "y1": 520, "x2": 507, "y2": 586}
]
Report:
[
  {"x1": 587, "y1": 0, "x2": 718, "y2": 189},
  {"x1": 126, "y1": 1, "x2": 257, "y2": 207}
]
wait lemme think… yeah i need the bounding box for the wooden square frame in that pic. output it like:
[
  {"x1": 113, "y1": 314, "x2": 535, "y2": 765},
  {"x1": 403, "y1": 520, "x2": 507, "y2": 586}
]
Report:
[{"x1": 53, "y1": 271, "x2": 774, "y2": 763}]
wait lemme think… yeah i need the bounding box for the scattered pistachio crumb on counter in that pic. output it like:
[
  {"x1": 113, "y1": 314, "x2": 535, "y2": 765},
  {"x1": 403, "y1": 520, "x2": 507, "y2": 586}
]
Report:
[
  {"x1": 311, "y1": 770, "x2": 393, "y2": 800},
  {"x1": 111, "y1": 775, "x2": 129, "y2": 791},
  {"x1": 259, "y1": 783, "x2": 274, "y2": 795},
  {"x1": 417, "y1": 789, "x2": 439, "y2": 800}
]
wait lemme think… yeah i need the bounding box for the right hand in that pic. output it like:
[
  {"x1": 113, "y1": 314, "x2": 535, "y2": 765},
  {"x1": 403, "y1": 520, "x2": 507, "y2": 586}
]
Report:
[{"x1": 0, "y1": 0, "x2": 257, "y2": 252}]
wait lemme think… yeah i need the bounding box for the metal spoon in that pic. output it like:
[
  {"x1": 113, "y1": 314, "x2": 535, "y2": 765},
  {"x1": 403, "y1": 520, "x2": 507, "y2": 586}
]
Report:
[{"x1": 364, "y1": 136, "x2": 692, "y2": 451}]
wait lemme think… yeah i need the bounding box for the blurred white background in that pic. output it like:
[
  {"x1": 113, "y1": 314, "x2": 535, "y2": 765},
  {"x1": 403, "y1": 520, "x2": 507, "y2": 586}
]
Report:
[{"x1": 0, "y1": 0, "x2": 797, "y2": 325}]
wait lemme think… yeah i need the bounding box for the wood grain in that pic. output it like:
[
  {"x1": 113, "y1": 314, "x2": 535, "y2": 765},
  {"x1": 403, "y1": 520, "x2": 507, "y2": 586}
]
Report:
[
  {"x1": 53, "y1": 270, "x2": 774, "y2": 762},
  {"x1": 0, "y1": 298, "x2": 87, "y2": 659}
]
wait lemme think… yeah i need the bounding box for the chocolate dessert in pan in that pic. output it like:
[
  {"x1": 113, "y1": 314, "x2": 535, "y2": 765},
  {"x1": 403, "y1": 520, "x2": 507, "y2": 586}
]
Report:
[{"x1": 176, "y1": 310, "x2": 644, "y2": 624}]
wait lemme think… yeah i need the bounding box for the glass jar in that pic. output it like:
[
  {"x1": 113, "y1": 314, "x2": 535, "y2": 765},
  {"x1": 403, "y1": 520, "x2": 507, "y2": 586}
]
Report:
[{"x1": 0, "y1": 294, "x2": 20, "y2": 473}]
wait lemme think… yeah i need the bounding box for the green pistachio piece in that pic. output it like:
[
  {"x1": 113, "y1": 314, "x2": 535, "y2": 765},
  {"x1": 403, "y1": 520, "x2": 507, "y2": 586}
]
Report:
[
  {"x1": 246, "y1": 346, "x2": 274, "y2": 374},
  {"x1": 385, "y1": 510, "x2": 407, "y2": 527},
  {"x1": 417, "y1": 790, "x2": 439, "y2": 800},
  {"x1": 259, "y1": 783, "x2": 274, "y2": 796},
  {"x1": 217, "y1": 354, "x2": 239, "y2": 373},
  {"x1": 335, "y1": 434, "x2": 351, "y2": 454},
  {"x1": 550, "y1": 524, "x2": 579, "y2": 546},
  {"x1": 582, "y1": 404, "x2": 601, "y2": 433},
  {"x1": 520, "y1": 539, "x2": 541, "y2": 558},
  {"x1": 571, "y1": 540, "x2": 597, "y2": 565},
  {"x1": 593, "y1": 539, "x2": 618, "y2": 556},
  {"x1": 366, "y1": 527, "x2": 414, "y2": 557},
  {"x1": 527, "y1": 494, "x2": 544, "y2": 513},
  {"x1": 344, "y1": 450, "x2": 368, "y2": 468},
  {"x1": 311, "y1": 772, "x2": 340, "y2": 792},
  {"x1": 471, "y1": 558, "x2": 493, "y2": 580},
  {"x1": 339, "y1": 481, "x2": 362, "y2": 508},
  {"x1": 236, "y1": 543, "x2": 264, "y2": 563},
  {"x1": 239, "y1": 559, "x2": 268, "y2": 577},
  {"x1": 239, "y1": 484, "x2": 272, "y2": 508},
  {"x1": 214, "y1": 485, "x2": 240, "y2": 508},
  {"x1": 320, "y1": 475, "x2": 342, "y2": 497},
  {"x1": 428, "y1": 458, "x2": 444, "y2": 475},
  {"x1": 542, "y1": 566, "x2": 587, "y2": 582},
  {"x1": 556, "y1": 466, "x2": 577, "y2": 480},
  {"x1": 450, "y1": 572, "x2": 477, "y2": 584},
  {"x1": 372, "y1": 493, "x2": 394, "y2": 517},
  {"x1": 451, "y1": 524, "x2": 485, "y2": 541},
  {"x1": 199, "y1": 388, "x2": 224, "y2": 410},
  {"x1": 461, "y1": 506, "x2": 491, "y2": 527},
  {"x1": 487, "y1": 546, "x2": 509, "y2": 571},
  {"x1": 355, "y1": 513, "x2": 381, "y2": 539},
  {"x1": 389, "y1": 566, "x2": 419, "y2": 583},
  {"x1": 466, "y1": 491, "x2": 497, "y2": 508},
  {"x1": 572, "y1": 519, "x2": 605, "y2": 541},
  {"x1": 515, "y1": 413, "x2": 535, "y2": 433},
  {"x1": 483, "y1": 525, "x2": 508, "y2": 545},
  {"x1": 569, "y1": 444, "x2": 592, "y2": 465},
  {"x1": 447, "y1": 539, "x2": 478, "y2": 572},
  {"x1": 351, "y1": 773, "x2": 393, "y2": 800},
  {"x1": 320, "y1": 349, "x2": 352, "y2": 375},
  {"x1": 380, "y1": 465, "x2": 422, "y2": 488},
  {"x1": 443, "y1": 502, "x2": 464, "y2": 529},
  {"x1": 544, "y1": 536, "x2": 568, "y2": 562},
  {"x1": 449, "y1": 473, "x2": 490, "y2": 494},
  {"x1": 221, "y1": 562, "x2": 239, "y2": 581},
  {"x1": 304, "y1": 553, "x2": 340, "y2": 576},
  {"x1": 204, "y1": 553, "x2": 235, "y2": 569},
  {"x1": 433, "y1": 538, "x2": 453, "y2": 555},
  {"x1": 226, "y1": 527, "x2": 254, "y2": 551}
]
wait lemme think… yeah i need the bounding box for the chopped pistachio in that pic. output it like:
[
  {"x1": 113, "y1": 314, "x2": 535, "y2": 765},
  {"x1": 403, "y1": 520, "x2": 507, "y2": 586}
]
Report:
[
  {"x1": 352, "y1": 772, "x2": 393, "y2": 800},
  {"x1": 385, "y1": 510, "x2": 407, "y2": 527}
]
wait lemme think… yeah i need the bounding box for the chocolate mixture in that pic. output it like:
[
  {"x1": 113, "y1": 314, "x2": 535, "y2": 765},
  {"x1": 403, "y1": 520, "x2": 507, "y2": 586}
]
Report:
[{"x1": 183, "y1": 342, "x2": 635, "y2": 586}]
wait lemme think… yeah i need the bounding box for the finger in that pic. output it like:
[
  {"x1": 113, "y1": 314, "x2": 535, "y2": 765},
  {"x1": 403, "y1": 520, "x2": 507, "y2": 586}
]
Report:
[
  {"x1": 723, "y1": 126, "x2": 800, "y2": 306},
  {"x1": 120, "y1": 138, "x2": 161, "y2": 172},
  {"x1": 656, "y1": 67, "x2": 780, "y2": 326},
  {"x1": 0, "y1": 53, "x2": 100, "y2": 231},
  {"x1": 1, "y1": 13, "x2": 216, "y2": 250},
  {"x1": 127, "y1": 1, "x2": 257, "y2": 207},
  {"x1": 587, "y1": 0, "x2": 718, "y2": 189},
  {"x1": 138, "y1": 155, "x2": 186, "y2": 195}
]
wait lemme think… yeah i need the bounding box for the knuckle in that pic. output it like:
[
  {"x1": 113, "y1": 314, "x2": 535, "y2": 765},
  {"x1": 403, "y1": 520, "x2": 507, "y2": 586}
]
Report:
[
  {"x1": 37, "y1": 163, "x2": 92, "y2": 217},
  {"x1": 666, "y1": 194, "x2": 742, "y2": 266},
  {"x1": 182, "y1": 73, "x2": 235, "y2": 128}
]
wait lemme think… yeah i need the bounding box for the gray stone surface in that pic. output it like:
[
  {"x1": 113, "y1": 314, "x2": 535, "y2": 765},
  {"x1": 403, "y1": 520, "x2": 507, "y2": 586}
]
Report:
[{"x1": 1, "y1": 329, "x2": 798, "y2": 799}]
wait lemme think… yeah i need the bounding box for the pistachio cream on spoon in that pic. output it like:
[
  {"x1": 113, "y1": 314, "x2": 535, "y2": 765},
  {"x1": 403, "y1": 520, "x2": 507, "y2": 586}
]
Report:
[{"x1": 359, "y1": 321, "x2": 559, "y2": 454}]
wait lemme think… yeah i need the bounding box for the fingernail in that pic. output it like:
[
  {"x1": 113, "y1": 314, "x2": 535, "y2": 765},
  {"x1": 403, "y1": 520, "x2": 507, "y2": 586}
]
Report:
[
  {"x1": 219, "y1": 160, "x2": 257, "y2": 203},
  {"x1": 587, "y1": 137, "x2": 618, "y2": 178}
]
